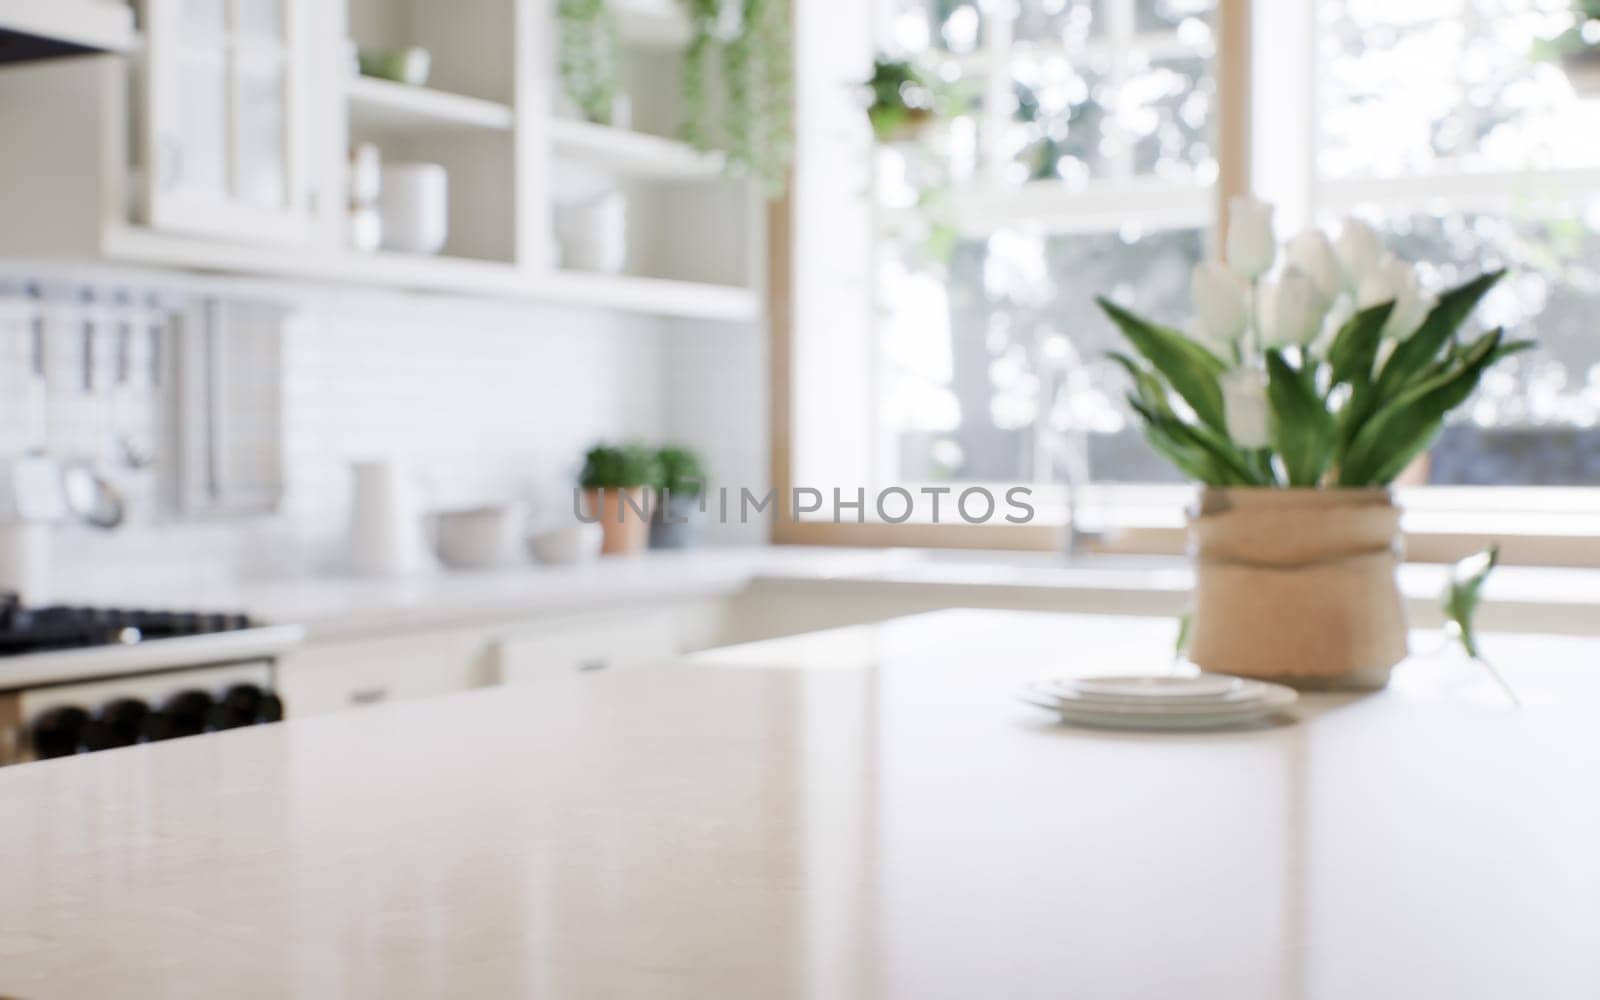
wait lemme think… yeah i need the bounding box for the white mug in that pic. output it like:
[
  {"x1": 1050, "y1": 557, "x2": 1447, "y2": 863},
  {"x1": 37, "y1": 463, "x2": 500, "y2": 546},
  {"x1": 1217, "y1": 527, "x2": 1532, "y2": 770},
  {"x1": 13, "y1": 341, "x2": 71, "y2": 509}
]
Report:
[{"x1": 379, "y1": 163, "x2": 449, "y2": 255}]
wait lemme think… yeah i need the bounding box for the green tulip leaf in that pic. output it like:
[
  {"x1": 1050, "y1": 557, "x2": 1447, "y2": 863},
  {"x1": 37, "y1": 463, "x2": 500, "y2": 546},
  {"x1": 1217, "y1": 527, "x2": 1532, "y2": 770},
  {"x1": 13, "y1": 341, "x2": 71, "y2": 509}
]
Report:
[
  {"x1": 1374, "y1": 269, "x2": 1505, "y2": 395},
  {"x1": 1339, "y1": 328, "x2": 1514, "y2": 485},
  {"x1": 1266, "y1": 350, "x2": 1337, "y2": 486},
  {"x1": 1325, "y1": 301, "x2": 1395, "y2": 389},
  {"x1": 1098, "y1": 297, "x2": 1229, "y2": 435}
]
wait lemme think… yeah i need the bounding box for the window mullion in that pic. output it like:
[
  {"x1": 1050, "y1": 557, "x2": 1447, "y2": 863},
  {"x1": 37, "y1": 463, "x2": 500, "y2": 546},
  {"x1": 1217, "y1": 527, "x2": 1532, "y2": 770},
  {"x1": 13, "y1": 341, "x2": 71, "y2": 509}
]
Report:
[
  {"x1": 979, "y1": 0, "x2": 1015, "y2": 189},
  {"x1": 1106, "y1": 0, "x2": 1136, "y2": 181}
]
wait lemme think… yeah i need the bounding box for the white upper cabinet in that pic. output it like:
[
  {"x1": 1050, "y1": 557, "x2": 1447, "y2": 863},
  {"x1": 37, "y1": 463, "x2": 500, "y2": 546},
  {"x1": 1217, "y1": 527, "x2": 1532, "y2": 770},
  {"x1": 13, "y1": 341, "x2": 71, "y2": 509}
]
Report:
[{"x1": 140, "y1": 0, "x2": 310, "y2": 244}]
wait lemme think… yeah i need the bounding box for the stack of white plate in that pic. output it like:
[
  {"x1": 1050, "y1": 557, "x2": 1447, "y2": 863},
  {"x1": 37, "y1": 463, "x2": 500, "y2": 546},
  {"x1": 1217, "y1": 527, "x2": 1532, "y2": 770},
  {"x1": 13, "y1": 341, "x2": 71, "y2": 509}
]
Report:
[{"x1": 1018, "y1": 674, "x2": 1297, "y2": 731}]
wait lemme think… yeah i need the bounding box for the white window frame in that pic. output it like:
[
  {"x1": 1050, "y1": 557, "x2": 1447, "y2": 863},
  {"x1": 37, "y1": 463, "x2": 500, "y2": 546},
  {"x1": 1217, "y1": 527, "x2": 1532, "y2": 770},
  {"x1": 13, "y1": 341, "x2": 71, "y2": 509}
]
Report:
[{"x1": 777, "y1": 0, "x2": 1600, "y2": 566}]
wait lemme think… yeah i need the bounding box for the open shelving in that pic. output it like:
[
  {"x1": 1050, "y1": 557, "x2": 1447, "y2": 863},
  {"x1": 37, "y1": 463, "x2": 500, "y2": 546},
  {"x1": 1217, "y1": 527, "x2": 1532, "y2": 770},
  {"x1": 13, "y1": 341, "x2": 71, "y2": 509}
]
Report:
[
  {"x1": 346, "y1": 76, "x2": 514, "y2": 134},
  {"x1": 548, "y1": 118, "x2": 721, "y2": 180},
  {"x1": 0, "y1": 0, "x2": 764, "y2": 322}
]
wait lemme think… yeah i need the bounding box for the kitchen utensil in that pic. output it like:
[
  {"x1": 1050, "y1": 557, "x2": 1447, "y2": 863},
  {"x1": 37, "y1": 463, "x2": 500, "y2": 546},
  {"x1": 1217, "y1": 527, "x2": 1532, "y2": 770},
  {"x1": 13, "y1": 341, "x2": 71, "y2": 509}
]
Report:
[
  {"x1": 379, "y1": 163, "x2": 449, "y2": 255},
  {"x1": 347, "y1": 460, "x2": 431, "y2": 576},
  {"x1": 0, "y1": 522, "x2": 51, "y2": 605},
  {"x1": 0, "y1": 456, "x2": 67, "y2": 522},
  {"x1": 62, "y1": 462, "x2": 124, "y2": 530},
  {"x1": 434, "y1": 505, "x2": 519, "y2": 570},
  {"x1": 357, "y1": 46, "x2": 432, "y2": 86},
  {"x1": 526, "y1": 523, "x2": 603, "y2": 566}
]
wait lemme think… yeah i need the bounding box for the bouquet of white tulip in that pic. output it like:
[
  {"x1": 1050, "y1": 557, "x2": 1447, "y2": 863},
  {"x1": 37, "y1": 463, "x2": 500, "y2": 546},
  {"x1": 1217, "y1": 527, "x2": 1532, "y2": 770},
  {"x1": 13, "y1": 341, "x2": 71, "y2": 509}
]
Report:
[{"x1": 1096, "y1": 197, "x2": 1532, "y2": 488}]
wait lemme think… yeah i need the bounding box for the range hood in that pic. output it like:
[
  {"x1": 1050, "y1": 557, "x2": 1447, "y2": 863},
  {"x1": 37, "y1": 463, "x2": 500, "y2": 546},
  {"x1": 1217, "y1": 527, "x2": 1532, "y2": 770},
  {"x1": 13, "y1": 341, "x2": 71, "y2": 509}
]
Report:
[{"x1": 0, "y1": 0, "x2": 135, "y2": 64}]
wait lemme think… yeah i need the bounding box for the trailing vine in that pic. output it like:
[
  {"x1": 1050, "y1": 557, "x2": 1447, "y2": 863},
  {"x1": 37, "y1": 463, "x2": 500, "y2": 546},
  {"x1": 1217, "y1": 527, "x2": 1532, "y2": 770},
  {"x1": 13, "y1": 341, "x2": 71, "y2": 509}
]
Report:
[
  {"x1": 680, "y1": 0, "x2": 793, "y2": 195},
  {"x1": 558, "y1": 0, "x2": 620, "y2": 125}
]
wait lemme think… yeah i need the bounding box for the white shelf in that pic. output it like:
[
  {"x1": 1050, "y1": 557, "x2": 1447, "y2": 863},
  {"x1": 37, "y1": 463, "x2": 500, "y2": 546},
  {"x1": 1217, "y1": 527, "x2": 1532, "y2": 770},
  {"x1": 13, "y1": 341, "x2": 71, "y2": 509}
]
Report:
[
  {"x1": 549, "y1": 118, "x2": 723, "y2": 180},
  {"x1": 0, "y1": 0, "x2": 137, "y2": 54},
  {"x1": 346, "y1": 75, "x2": 514, "y2": 134},
  {"x1": 537, "y1": 270, "x2": 759, "y2": 322},
  {"x1": 96, "y1": 225, "x2": 759, "y2": 321},
  {"x1": 612, "y1": 0, "x2": 690, "y2": 48}
]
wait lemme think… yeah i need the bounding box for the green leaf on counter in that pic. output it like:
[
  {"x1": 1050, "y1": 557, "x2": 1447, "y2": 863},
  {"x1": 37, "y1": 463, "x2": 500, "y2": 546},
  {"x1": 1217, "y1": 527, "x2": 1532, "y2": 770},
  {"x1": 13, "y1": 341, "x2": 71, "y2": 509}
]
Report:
[{"x1": 1444, "y1": 544, "x2": 1498, "y2": 661}]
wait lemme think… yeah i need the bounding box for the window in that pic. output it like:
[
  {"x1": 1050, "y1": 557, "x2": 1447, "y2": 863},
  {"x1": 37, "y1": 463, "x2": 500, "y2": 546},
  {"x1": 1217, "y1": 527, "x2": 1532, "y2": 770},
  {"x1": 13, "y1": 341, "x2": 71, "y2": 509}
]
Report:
[
  {"x1": 1314, "y1": 0, "x2": 1600, "y2": 486},
  {"x1": 785, "y1": 0, "x2": 1600, "y2": 548},
  {"x1": 873, "y1": 0, "x2": 1217, "y2": 492}
]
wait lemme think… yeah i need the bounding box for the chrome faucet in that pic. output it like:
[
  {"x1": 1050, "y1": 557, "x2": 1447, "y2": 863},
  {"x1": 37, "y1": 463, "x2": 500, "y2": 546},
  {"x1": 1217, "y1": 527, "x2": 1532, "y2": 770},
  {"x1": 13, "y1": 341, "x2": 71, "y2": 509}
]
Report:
[{"x1": 1032, "y1": 339, "x2": 1104, "y2": 560}]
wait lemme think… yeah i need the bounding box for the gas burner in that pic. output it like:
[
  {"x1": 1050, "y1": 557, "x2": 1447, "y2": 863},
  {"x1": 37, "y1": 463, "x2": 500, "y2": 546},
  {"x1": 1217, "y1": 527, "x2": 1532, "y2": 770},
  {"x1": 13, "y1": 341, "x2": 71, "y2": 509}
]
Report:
[{"x1": 0, "y1": 593, "x2": 254, "y2": 656}]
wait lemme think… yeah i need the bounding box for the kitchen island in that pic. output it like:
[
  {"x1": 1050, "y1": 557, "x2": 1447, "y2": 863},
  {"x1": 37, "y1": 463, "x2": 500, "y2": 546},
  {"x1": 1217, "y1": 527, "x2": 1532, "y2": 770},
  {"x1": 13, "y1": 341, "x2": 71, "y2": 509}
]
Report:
[{"x1": 2, "y1": 610, "x2": 1598, "y2": 999}]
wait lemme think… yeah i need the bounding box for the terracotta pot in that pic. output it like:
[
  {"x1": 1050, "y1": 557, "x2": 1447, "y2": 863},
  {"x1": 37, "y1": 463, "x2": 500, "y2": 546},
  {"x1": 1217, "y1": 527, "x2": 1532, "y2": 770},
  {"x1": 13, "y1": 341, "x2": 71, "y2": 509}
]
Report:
[
  {"x1": 583, "y1": 487, "x2": 652, "y2": 556},
  {"x1": 1187, "y1": 488, "x2": 1407, "y2": 690}
]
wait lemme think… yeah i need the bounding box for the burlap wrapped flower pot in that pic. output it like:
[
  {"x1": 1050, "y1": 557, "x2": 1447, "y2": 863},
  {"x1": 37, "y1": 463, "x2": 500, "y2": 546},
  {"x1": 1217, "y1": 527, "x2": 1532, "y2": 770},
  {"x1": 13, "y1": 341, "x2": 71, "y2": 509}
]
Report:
[{"x1": 1187, "y1": 488, "x2": 1407, "y2": 689}]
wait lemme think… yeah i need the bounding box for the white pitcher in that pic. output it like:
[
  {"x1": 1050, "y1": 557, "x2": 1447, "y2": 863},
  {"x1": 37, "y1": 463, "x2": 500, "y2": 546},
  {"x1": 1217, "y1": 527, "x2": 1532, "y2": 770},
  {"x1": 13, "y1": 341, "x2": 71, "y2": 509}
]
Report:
[{"x1": 347, "y1": 460, "x2": 431, "y2": 576}]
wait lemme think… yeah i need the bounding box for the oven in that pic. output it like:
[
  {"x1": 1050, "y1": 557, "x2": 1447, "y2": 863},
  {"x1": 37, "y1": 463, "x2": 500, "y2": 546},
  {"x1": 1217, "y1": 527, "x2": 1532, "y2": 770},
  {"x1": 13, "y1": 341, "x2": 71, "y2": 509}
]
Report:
[{"x1": 0, "y1": 597, "x2": 303, "y2": 766}]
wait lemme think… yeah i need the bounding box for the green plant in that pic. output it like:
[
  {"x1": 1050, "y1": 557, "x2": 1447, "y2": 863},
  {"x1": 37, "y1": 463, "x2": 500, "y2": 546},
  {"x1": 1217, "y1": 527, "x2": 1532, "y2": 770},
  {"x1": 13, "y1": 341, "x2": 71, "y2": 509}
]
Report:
[
  {"x1": 653, "y1": 446, "x2": 706, "y2": 497},
  {"x1": 1532, "y1": 2, "x2": 1600, "y2": 61},
  {"x1": 579, "y1": 444, "x2": 659, "y2": 490},
  {"x1": 867, "y1": 58, "x2": 936, "y2": 142},
  {"x1": 680, "y1": 0, "x2": 793, "y2": 195},
  {"x1": 1099, "y1": 198, "x2": 1534, "y2": 488},
  {"x1": 1443, "y1": 544, "x2": 1521, "y2": 707},
  {"x1": 558, "y1": 0, "x2": 619, "y2": 125},
  {"x1": 864, "y1": 57, "x2": 974, "y2": 143}
]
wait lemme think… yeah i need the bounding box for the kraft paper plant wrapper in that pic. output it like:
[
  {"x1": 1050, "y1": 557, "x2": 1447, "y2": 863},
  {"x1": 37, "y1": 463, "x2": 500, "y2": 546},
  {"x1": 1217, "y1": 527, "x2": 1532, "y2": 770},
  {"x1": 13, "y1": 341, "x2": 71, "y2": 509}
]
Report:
[{"x1": 1187, "y1": 488, "x2": 1408, "y2": 688}]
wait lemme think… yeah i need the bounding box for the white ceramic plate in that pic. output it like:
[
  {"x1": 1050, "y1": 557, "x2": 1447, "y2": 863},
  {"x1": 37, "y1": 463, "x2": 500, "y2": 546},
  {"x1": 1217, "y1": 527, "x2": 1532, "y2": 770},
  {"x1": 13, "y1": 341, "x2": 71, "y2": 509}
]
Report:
[
  {"x1": 1050, "y1": 674, "x2": 1258, "y2": 705},
  {"x1": 1018, "y1": 680, "x2": 1297, "y2": 731}
]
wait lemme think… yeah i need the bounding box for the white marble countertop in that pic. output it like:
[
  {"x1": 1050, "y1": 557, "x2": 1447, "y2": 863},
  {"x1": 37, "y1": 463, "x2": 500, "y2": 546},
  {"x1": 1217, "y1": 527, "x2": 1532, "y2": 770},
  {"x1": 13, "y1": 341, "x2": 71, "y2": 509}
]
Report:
[
  {"x1": 50, "y1": 545, "x2": 1600, "y2": 641},
  {"x1": 2, "y1": 609, "x2": 1598, "y2": 998}
]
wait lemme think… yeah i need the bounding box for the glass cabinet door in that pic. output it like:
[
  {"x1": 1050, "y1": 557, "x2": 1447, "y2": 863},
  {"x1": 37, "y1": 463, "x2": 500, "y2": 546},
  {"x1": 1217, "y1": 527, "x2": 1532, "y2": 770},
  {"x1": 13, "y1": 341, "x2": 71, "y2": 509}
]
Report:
[{"x1": 142, "y1": 0, "x2": 308, "y2": 244}]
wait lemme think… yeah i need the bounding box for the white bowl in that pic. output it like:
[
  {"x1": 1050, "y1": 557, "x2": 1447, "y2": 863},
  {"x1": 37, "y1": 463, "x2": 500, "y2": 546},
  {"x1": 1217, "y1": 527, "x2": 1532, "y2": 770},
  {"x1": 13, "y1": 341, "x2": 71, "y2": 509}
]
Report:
[
  {"x1": 526, "y1": 523, "x2": 603, "y2": 566},
  {"x1": 433, "y1": 506, "x2": 517, "y2": 570}
]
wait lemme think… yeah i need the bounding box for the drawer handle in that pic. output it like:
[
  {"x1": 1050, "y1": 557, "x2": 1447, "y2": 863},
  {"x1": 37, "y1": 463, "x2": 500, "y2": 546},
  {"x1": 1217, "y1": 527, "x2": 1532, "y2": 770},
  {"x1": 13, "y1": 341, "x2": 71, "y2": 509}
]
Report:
[
  {"x1": 349, "y1": 687, "x2": 388, "y2": 706},
  {"x1": 578, "y1": 658, "x2": 608, "y2": 672}
]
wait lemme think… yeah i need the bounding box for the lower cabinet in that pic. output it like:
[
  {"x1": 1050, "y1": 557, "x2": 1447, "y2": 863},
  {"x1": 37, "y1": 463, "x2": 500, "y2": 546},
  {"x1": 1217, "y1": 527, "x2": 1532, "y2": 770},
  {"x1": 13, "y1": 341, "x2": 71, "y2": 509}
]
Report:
[
  {"x1": 276, "y1": 599, "x2": 731, "y2": 717},
  {"x1": 275, "y1": 624, "x2": 499, "y2": 717}
]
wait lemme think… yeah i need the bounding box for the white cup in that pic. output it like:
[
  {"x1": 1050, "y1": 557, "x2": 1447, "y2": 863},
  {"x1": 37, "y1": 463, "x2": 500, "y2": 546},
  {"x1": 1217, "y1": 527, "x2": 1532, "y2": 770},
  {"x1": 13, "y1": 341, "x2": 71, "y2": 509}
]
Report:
[
  {"x1": 379, "y1": 163, "x2": 449, "y2": 255},
  {"x1": 555, "y1": 191, "x2": 627, "y2": 273}
]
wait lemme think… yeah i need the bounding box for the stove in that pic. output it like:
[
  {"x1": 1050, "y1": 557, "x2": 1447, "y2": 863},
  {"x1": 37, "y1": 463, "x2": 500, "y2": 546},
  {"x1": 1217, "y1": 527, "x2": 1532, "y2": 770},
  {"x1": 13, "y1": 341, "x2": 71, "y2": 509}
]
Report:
[
  {"x1": 0, "y1": 594, "x2": 304, "y2": 766},
  {"x1": 0, "y1": 593, "x2": 255, "y2": 654}
]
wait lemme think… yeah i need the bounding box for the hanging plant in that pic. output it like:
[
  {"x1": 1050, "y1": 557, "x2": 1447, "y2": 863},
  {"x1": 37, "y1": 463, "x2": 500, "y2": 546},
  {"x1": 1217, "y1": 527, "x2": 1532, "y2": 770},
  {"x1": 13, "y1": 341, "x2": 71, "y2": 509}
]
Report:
[
  {"x1": 680, "y1": 0, "x2": 794, "y2": 195},
  {"x1": 558, "y1": 0, "x2": 620, "y2": 125},
  {"x1": 1533, "y1": 1, "x2": 1600, "y2": 96}
]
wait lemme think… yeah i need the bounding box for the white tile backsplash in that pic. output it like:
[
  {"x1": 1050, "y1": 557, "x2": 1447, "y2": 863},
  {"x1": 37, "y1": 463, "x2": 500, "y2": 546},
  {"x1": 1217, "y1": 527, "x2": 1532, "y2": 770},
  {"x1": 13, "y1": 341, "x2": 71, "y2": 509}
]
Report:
[
  {"x1": 26, "y1": 288, "x2": 680, "y2": 588},
  {"x1": 0, "y1": 272, "x2": 771, "y2": 593}
]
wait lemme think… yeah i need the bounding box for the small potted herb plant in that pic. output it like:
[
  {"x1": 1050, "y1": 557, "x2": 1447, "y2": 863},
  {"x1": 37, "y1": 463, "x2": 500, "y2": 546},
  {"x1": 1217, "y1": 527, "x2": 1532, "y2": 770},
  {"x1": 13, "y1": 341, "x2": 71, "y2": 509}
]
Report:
[
  {"x1": 579, "y1": 444, "x2": 658, "y2": 556},
  {"x1": 649, "y1": 446, "x2": 706, "y2": 549},
  {"x1": 867, "y1": 58, "x2": 940, "y2": 143}
]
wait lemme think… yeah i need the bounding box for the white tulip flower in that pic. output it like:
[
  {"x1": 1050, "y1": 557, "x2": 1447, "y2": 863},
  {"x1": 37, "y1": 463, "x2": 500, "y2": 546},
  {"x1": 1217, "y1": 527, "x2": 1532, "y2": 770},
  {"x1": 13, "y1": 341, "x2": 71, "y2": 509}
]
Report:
[
  {"x1": 1261, "y1": 267, "x2": 1331, "y2": 349},
  {"x1": 1226, "y1": 197, "x2": 1277, "y2": 279},
  {"x1": 1358, "y1": 255, "x2": 1435, "y2": 341},
  {"x1": 1189, "y1": 260, "x2": 1251, "y2": 353},
  {"x1": 1221, "y1": 367, "x2": 1273, "y2": 450},
  {"x1": 1335, "y1": 218, "x2": 1384, "y2": 291},
  {"x1": 1286, "y1": 229, "x2": 1342, "y2": 301}
]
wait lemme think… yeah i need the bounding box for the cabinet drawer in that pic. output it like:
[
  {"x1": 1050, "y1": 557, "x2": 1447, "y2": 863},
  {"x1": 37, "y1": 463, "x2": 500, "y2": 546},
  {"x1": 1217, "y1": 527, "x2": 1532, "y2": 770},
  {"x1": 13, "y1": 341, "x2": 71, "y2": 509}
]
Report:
[
  {"x1": 277, "y1": 627, "x2": 495, "y2": 717},
  {"x1": 492, "y1": 611, "x2": 681, "y2": 686}
]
